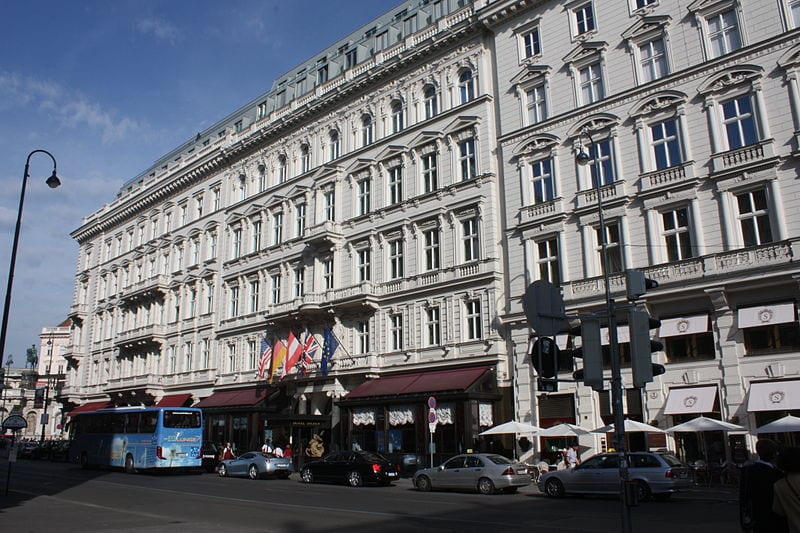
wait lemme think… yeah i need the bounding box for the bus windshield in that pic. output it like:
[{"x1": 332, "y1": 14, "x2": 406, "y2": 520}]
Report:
[{"x1": 163, "y1": 410, "x2": 201, "y2": 429}]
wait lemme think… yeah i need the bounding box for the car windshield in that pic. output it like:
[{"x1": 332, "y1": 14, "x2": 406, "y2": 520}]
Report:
[
  {"x1": 356, "y1": 451, "x2": 386, "y2": 463},
  {"x1": 659, "y1": 453, "x2": 685, "y2": 467},
  {"x1": 259, "y1": 452, "x2": 281, "y2": 459},
  {"x1": 485, "y1": 454, "x2": 513, "y2": 465}
]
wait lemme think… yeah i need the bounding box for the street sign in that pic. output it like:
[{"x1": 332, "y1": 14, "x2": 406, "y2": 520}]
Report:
[
  {"x1": 427, "y1": 396, "x2": 436, "y2": 409},
  {"x1": 522, "y1": 280, "x2": 567, "y2": 336},
  {"x1": 2, "y1": 414, "x2": 26, "y2": 430},
  {"x1": 428, "y1": 407, "x2": 437, "y2": 434}
]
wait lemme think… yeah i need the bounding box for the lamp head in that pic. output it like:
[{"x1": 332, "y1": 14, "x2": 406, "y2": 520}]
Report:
[
  {"x1": 575, "y1": 148, "x2": 592, "y2": 167},
  {"x1": 46, "y1": 170, "x2": 61, "y2": 189}
]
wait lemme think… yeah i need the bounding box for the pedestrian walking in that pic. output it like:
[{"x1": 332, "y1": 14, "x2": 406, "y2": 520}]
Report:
[
  {"x1": 222, "y1": 442, "x2": 234, "y2": 460},
  {"x1": 261, "y1": 439, "x2": 273, "y2": 454},
  {"x1": 740, "y1": 438, "x2": 788, "y2": 533},
  {"x1": 773, "y1": 446, "x2": 800, "y2": 532},
  {"x1": 566, "y1": 446, "x2": 579, "y2": 468}
]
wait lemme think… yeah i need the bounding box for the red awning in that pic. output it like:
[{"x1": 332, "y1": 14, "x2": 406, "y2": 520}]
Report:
[
  {"x1": 67, "y1": 400, "x2": 114, "y2": 416},
  {"x1": 156, "y1": 393, "x2": 193, "y2": 407},
  {"x1": 195, "y1": 386, "x2": 275, "y2": 408},
  {"x1": 345, "y1": 366, "x2": 492, "y2": 399}
]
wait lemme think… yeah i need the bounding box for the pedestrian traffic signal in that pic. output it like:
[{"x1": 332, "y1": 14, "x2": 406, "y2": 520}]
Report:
[
  {"x1": 628, "y1": 308, "x2": 664, "y2": 388},
  {"x1": 570, "y1": 316, "x2": 604, "y2": 392}
]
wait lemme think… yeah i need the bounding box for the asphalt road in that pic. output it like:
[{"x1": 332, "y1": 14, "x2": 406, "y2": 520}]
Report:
[{"x1": 0, "y1": 459, "x2": 739, "y2": 532}]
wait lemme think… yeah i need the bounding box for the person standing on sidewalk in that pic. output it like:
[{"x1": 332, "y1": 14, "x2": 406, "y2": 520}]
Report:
[
  {"x1": 773, "y1": 446, "x2": 800, "y2": 532},
  {"x1": 740, "y1": 438, "x2": 788, "y2": 533}
]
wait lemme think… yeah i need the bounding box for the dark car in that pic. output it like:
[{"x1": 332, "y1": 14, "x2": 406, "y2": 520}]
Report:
[
  {"x1": 300, "y1": 450, "x2": 400, "y2": 487},
  {"x1": 201, "y1": 442, "x2": 220, "y2": 473},
  {"x1": 40, "y1": 439, "x2": 70, "y2": 461}
]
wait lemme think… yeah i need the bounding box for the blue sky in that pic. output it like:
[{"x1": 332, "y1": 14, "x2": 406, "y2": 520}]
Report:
[{"x1": 0, "y1": 0, "x2": 401, "y2": 367}]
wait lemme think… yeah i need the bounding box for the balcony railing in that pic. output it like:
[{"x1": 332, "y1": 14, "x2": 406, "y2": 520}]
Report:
[
  {"x1": 576, "y1": 181, "x2": 626, "y2": 210},
  {"x1": 114, "y1": 324, "x2": 167, "y2": 347},
  {"x1": 711, "y1": 139, "x2": 776, "y2": 174}
]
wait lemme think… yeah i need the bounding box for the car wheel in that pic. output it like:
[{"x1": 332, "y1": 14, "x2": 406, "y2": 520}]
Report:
[
  {"x1": 249, "y1": 464, "x2": 260, "y2": 480},
  {"x1": 347, "y1": 470, "x2": 363, "y2": 487},
  {"x1": 300, "y1": 467, "x2": 314, "y2": 484},
  {"x1": 415, "y1": 475, "x2": 432, "y2": 492},
  {"x1": 218, "y1": 464, "x2": 228, "y2": 477},
  {"x1": 635, "y1": 480, "x2": 652, "y2": 502},
  {"x1": 545, "y1": 478, "x2": 565, "y2": 498},
  {"x1": 477, "y1": 477, "x2": 495, "y2": 495},
  {"x1": 124, "y1": 454, "x2": 136, "y2": 474}
]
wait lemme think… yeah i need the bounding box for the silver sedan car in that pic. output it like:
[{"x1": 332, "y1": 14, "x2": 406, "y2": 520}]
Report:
[
  {"x1": 413, "y1": 453, "x2": 531, "y2": 494},
  {"x1": 217, "y1": 451, "x2": 293, "y2": 480},
  {"x1": 537, "y1": 452, "x2": 692, "y2": 501}
]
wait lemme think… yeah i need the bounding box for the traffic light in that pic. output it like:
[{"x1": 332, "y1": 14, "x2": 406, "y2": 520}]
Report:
[
  {"x1": 626, "y1": 269, "x2": 658, "y2": 302},
  {"x1": 570, "y1": 316, "x2": 604, "y2": 392},
  {"x1": 530, "y1": 336, "x2": 559, "y2": 392},
  {"x1": 628, "y1": 308, "x2": 665, "y2": 388}
]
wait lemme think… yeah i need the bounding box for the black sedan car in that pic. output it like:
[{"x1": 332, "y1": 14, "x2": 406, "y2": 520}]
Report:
[{"x1": 300, "y1": 450, "x2": 399, "y2": 487}]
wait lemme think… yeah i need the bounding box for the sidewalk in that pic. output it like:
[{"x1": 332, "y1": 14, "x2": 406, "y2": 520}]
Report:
[{"x1": 674, "y1": 483, "x2": 739, "y2": 502}]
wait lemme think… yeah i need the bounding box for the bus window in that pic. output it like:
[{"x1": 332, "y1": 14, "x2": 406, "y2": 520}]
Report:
[
  {"x1": 163, "y1": 410, "x2": 201, "y2": 429},
  {"x1": 124, "y1": 413, "x2": 141, "y2": 433},
  {"x1": 141, "y1": 412, "x2": 157, "y2": 434}
]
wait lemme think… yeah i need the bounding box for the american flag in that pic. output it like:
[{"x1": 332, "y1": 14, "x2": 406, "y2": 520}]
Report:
[{"x1": 257, "y1": 338, "x2": 272, "y2": 379}]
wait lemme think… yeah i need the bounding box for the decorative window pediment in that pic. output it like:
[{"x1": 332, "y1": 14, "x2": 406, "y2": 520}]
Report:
[
  {"x1": 562, "y1": 41, "x2": 607, "y2": 66},
  {"x1": 509, "y1": 64, "x2": 552, "y2": 87},
  {"x1": 629, "y1": 90, "x2": 688, "y2": 118},
  {"x1": 443, "y1": 115, "x2": 480, "y2": 136},
  {"x1": 778, "y1": 44, "x2": 800, "y2": 69},
  {"x1": 622, "y1": 15, "x2": 671, "y2": 42},
  {"x1": 409, "y1": 130, "x2": 442, "y2": 147},
  {"x1": 345, "y1": 158, "x2": 375, "y2": 176},
  {"x1": 688, "y1": 0, "x2": 733, "y2": 16},
  {"x1": 309, "y1": 164, "x2": 341, "y2": 181},
  {"x1": 567, "y1": 113, "x2": 620, "y2": 138},
  {"x1": 375, "y1": 144, "x2": 407, "y2": 161},
  {"x1": 697, "y1": 65, "x2": 762, "y2": 95},
  {"x1": 512, "y1": 134, "x2": 560, "y2": 158}
]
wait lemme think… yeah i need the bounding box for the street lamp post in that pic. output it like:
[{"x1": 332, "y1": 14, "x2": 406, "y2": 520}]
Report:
[
  {"x1": 0, "y1": 150, "x2": 61, "y2": 385},
  {"x1": 575, "y1": 131, "x2": 632, "y2": 533},
  {"x1": 39, "y1": 336, "x2": 55, "y2": 444}
]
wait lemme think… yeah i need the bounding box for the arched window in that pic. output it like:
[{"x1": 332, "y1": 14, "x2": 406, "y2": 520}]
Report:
[
  {"x1": 391, "y1": 100, "x2": 404, "y2": 133},
  {"x1": 459, "y1": 69, "x2": 475, "y2": 104},
  {"x1": 424, "y1": 85, "x2": 438, "y2": 119},
  {"x1": 361, "y1": 114, "x2": 373, "y2": 146},
  {"x1": 300, "y1": 144, "x2": 310, "y2": 174},
  {"x1": 329, "y1": 130, "x2": 340, "y2": 161}
]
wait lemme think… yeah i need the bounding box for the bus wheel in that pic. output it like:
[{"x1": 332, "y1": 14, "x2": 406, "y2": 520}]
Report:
[{"x1": 125, "y1": 454, "x2": 137, "y2": 474}]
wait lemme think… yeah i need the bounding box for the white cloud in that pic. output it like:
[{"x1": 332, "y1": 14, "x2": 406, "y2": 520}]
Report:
[
  {"x1": 134, "y1": 17, "x2": 183, "y2": 45},
  {"x1": 0, "y1": 71, "x2": 144, "y2": 145}
]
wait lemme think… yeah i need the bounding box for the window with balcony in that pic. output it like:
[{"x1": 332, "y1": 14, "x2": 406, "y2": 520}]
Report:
[
  {"x1": 357, "y1": 247, "x2": 371, "y2": 282},
  {"x1": 300, "y1": 144, "x2": 310, "y2": 174},
  {"x1": 424, "y1": 85, "x2": 438, "y2": 119},
  {"x1": 229, "y1": 285, "x2": 239, "y2": 318},
  {"x1": 252, "y1": 220, "x2": 262, "y2": 253},
  {"x1": 273, "y1": 212, "x2": 283, "y2": 245},
  {"x1": 422, "y1": 152, "x2": 438, "y2": 193},
  {"x1": 323, "y1": 257, "x2": 334, "y2": 290},
  {"x1": 530, "y1": 159, "x2": 555, "y2": 204},
  {"x1": 324, "y1": 190, "x2": 335, "y2": 221},
  {"x1": 388, "y1": 166, "x2": 403, "y2": 205},
  {"x1": 278, "y1": 155, "x2": 288, "y2": 183},
  {"x1": 595, "y1": 222, "x2": 623, "y2": 275},
  {"x1": 361, "y1": 114, "x2": 374, "y2": 147},
  {"x1": 721, "y1": 95, "x2": 758, "y2": 150},
  {"x1": 249, "y1": 280, "x2": 260, "y2": 313},
  {"x1": 661, "y1": 207, "x2": 694, "y2": 261},
  {"x1": 357, "y1": 320, "x2": 370, "y2": 354},
  {"x1": 462, "y1": 217, "x2": 480, "y2": 263},
  {"x1": 329, "y1": 130, "x2": 340, "y2": 161},
  {"x1": 535, "y1": 237, "x2": 560, "y2": 284},
  {"x1": 294, "y1": 267, "x2": 305, "y2": 298},
  {"x1": 270, "y1": 273, "x2": 281, "y2": 304},
  {"x1": 582, "y1": 138, "x2": 616, "y2": 189},
  {"x1": 295, "y1": 203, "x2": 306, "y2": 238},
  {"x1": 736, "y1": 188, "x2": 774, "y2": 246},
  {"x1": 459, "y1": 69, "x2": 475, "y2": 105},
  {"x1": 346, "y1": 48, "x2": 358, "y2": 70},
  {"x1": 650, "y1": 118, "x2": 684, "y2": 170},
  {"x1": 388, "y1": 238, "x2": 404, "y2": 279},
  {"x1": 357, "y1": 178, "x2": 371, "y2": 216},
  {"x1": 391, "y1": 100, "x2": 404, "y2": 134},
  {"x1": 458, "y1": 138, "x2": 477, "y2": 181}
]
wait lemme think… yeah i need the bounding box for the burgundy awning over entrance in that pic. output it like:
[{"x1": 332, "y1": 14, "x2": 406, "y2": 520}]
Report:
[
  {"x1": 156, "y1": 393, "x2": 193, "y2": 407},
  {"x1": 67, "y1": 400, "x2": 114, "y2": 416},
  {"x1": 344, "y1": 366, "x2": 492, "y2": 399},
  {"x1": 195, "y1": 386, "x2": 275, "y2": 408}
]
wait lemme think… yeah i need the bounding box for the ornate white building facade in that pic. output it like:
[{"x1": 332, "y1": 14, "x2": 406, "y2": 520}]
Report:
[{"x1": 63, "y1": 0, "x2": 800, "y2": 462}]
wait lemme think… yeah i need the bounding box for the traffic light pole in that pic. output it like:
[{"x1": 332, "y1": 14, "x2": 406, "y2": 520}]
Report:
[{"x1": 577, "y1": 130, "x2": 632, "y2": 533}]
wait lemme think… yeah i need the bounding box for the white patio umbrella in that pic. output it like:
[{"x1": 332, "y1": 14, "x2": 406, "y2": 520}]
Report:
[
  {"x1": 479, "y1": 420, "x2": 541, "y2": 436},
  {"x1": 539, "y1": 423, "x2": 591, "y2": 437},
  {"x1": 665, "y1": 416, "x2": 745, "y2": 433},
  {"x1": 592, "y1": 419, "x2": 665, "y2": 434},
  {"x1": 755, "y1": 415, "x2": 800, "y2": 434}
]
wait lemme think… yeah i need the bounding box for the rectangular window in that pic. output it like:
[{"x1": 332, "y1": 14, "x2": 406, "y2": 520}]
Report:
[
  {"x1": 273, "y1": 212, "x2": 283, "y2": 245},
  {"x1": 389, "y1": 239, "x2": 404, "y2": 279},
  {"x1": 587, "y1": 139, "x2": 615, "y2": 188},
  {"x1": 574, "y1": 3, "x2": 596, "y2": 35},
  {"x1": 526, "y1": 84, "x2": 547, "y2": 125},
  {"x1": 270, "y1": 274, "x2": 281, "y2": 304},
  {"x1": 640, "y1": 38, "x2": 668, "y2": 82},
  {"x1": 531, "y1": 159, "x2": 555, "y2": 204},
  {"x1": 202, "y1": 339, "x2": 211, "y2": 368},
  {"x1": 232, "y1": 228, "x2": 242, "y2": 259},
  {"x1": 596, "y1": 222, "x2": 623, "y2": 274},
  {"x1": 579, "y1": 62, "x2": 604, "y2": 104},
  {"x1": 424, "y1": 228, "x2": 440, "y2": 271},
  {"x1": 294, "y1": 267, "x2": 304, "y2": 297},
  {"x1": 736, "y1": 189, "x2": 773, "y2": 246},
  {"x1": 257, "y1": 101, "x2": 268, "y2": 120},
  {"x1": 422, "y1": 153, "x2": 438, "y2": 193},
  {"x1": 317, "y1": 63, "x2": 328, "y2": 85},
  {"x1": 662, "y1": 208, "x2": 693, "y2": 261},
  {"x1": 358, "y1": 248, "x2": 371, "y2": 282},
  {"x1": 388, "y1": 166, "x2": 403, "y2": 205},
  {"x1": 249, "y1": 280, "x2": 260, "y2": 313},
  {"x1": 375, "y1": 31, "x2": 389, "y2": 52},
  {"x1": 521, "y1": 27, "x2": 541, "y2": 59},
  {"x1": 390, "y1": 313, "x2": 404, "y2": 351},
  {"x1": 665, "y1": 331, "x2": 715, "y2": 362},
  {"x1": 345, "y1": 48, "x2": 358, "y2": 70},
  {"x1": 459, "y1": 138, "x2": 477, "y2": 181},
  {"x1": 722, "y1": 95, "x2": 758, "y2": 150},
  {"x1": 707, "y1": 10, "x2": 741, "y2": 58},
  {"x1": 251, "y1": 220, "x2": 262, "y2": 252},
  {"x1": 295, "y1": 203, "x2": 306, "y2": 238},
  {"x1": 248, "y1": 340, "x2": 258, "y2": 370},
  {"x1": 358, "y1": 178, "x2": 371, "y2": 216},
  {"x1": 650, "y1": 119, "x2": 682, "y2": 169},
  {"x1": 537, "y1": 238, "x2": 560, "y2": 284},
  {"x1": 357, "y1": 321, "x2": 370, "y2": 354},
  {"x1": 234, "y1": 120, "x2": 243, "y2": 133},
  {"x1": 213, "y1": 188, "x2": 221, "y2": 211},
  {"x1": 404, "y1": 15, "x2": 418, "y2": 36},
  {"x1": 744, "y1": 323, "x2": 800, "y2": 355},
  {"x1": 323, "y1": 257, "x2": 334, "y2": 290},
  {"x1": 792, "y1": 0, "x2": 800, "y2": 28},
  {"x1": 465, "y1": 300, "x2": 482, "y2": 340},
  {"x1": 324, "y1": 190, "x2": 335, "y2": 221},
  {"x1": 426, "y1": 307, "x2": 441, "y2": 346},
  {"x1": 229, "y1": 286, "x2": 239, "y2": 318},
  {"x1": 205, "y1": 282, "x2": 214, "y2": 314},
  {"x1": 462, "y1": 218, "x2": 480, "y2": 262}
]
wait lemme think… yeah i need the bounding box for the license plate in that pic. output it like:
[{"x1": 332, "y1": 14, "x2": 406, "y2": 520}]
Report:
[
  {"x1": 678, "y1": 471, "x2": 688, "y2": 479},
  {"x1": 387, "y1": 472, "x2": 398, "y2": 477},
  {"x1": 516, "y1": 469, "x2": 527, "y2": 475}
]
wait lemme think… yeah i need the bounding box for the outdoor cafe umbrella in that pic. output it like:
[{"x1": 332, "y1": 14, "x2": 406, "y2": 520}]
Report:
[
  {"x1": 665, "y1": 416, "x2": 745, "y2": 433},
  {"x1": 479, "y1": 420, "x2": 541, "y2": 436},
  {"x1": 539, "y1": 423, "x2": 591, "y2": 437},
  {"x1": 592, "y1": 419, "x2": 665, "y2": 434},
  {"x1": 755, "y1": 414, "x2": 800, "y2": 434}
]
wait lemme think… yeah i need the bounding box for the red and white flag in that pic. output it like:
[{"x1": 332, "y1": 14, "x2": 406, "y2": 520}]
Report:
[{"x1": 282, "y1": 331, "x2": 304, "y2": 377}]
